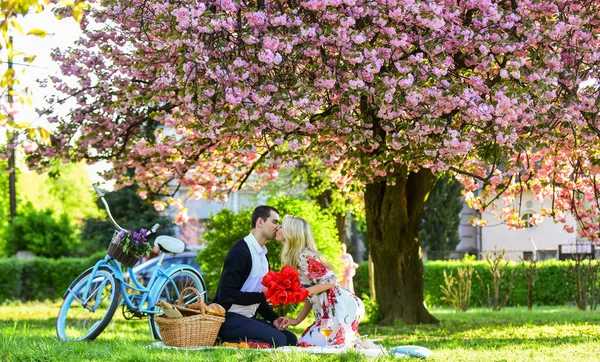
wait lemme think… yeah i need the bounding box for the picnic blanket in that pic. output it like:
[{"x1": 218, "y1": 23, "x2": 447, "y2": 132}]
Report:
[{"x1": 145, "y1": 342, "x2": 433, "y2": 359}]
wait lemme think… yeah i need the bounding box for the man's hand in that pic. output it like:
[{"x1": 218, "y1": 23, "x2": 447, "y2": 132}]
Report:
[{"x1": 273, "y1": 316, "x2": 290, "y2": 331}]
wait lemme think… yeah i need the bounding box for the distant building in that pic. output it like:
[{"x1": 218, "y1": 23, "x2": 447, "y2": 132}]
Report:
[
  {"x1": 173, "y1": 188, "x2": 265, "y2": 246},
  {"x1": 455, "y1": 190, "x2": 587, "y2": 261}
]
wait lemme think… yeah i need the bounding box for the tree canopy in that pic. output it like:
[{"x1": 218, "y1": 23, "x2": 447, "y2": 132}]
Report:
[{"x1": 32, "y1": 0, "x2": 600, "y2": 236}]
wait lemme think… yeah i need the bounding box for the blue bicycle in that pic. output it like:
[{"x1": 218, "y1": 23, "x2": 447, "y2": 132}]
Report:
[{"x1": 56, "y1": 184, "x2": 207, "y2": 341}]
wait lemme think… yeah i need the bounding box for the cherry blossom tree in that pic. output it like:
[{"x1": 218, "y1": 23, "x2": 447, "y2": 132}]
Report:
[{"x1": 31, "y1": 0, "x2": 600, "y2": 324}]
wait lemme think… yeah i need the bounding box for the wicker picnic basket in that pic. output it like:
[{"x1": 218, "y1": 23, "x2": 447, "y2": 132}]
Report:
[
  {"x1": 107, "y1": 231, "x2": 138, "y2": 268},
  {"x1": 155, "y1": 287, "x2": 225, "y2": 348}
]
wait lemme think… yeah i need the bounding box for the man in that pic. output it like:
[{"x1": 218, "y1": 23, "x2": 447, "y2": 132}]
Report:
[{"x1": 214, "y1": 205, "x2": 297, "y2": 347}]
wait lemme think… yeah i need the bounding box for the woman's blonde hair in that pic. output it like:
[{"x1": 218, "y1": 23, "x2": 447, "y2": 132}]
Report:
[{"x1": 280, "y1": 215, "x2": 332, "y2": 270}]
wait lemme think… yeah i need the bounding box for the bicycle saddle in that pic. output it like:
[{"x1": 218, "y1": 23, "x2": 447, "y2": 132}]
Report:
[{"x1": 154, "y1": 236, "x2": 185, "y2": 254}]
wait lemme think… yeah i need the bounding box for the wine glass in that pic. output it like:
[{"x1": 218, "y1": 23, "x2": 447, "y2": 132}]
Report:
[{"x1": 320, "y1": 316, "x2": 333, "y2": 347}]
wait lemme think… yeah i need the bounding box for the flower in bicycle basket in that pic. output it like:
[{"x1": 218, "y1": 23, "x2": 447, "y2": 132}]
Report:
[
  {"x1": 118, "y1": 228, "x2": 153, "y2": 258},
  {"x1": 261, "y1": 266, "x2": 309, "y2": 306}
]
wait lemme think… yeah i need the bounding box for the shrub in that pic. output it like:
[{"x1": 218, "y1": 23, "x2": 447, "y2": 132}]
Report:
[
  {"x1": 3, "y1": 203, "x2": 78, "y2": 258},
  {"x1": 564, "y1": 258, "x2": 600, "y2": 311},
  {"x1": 354, "y1": 258, "x2": 577, "y2": 308},
  {"x1": 532, "y1": 260, "x2": 572, "y2": 305},
  {"x1": 0, "y1": 253, "x2": 102, "y2": 302},
  {"x1": 0, "y1": 259, "x2": 22, "y2": 302},
  {"x1": 198, "y1": 208, "x2": 252, "y2": 297},
  {"x1": 198, "y1": 196, "x2": 341, "y2": 299},
  {"x1": 431, "y1": 259, "x2": 578, "y2": 307},
  {"x1": 479, "y1": 249, "x2": 518, "y2": 311},
  {"x1": 353, "y1": 261, "x2": 370, "y2": 298},
  {"x1": 441, "y1": 266, "x2": 473, "y2": 311},
  {"x1": 522, "y1": 259, "x2": 538, "y2": 310},
  {"x1": 361, "y1": 293, "x2": 383, "y2": 323}
]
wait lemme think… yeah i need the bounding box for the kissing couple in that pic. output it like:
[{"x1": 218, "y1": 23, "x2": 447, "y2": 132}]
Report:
[{"x1": 214, "y1": 205, "x2": 365, "y2": 348}]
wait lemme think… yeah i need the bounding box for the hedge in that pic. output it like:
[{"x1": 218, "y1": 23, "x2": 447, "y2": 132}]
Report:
[
  {"x1": 354, "y1": 259, "x2": 592, "y2": 307},
  {"x1": 0, "y1": 255, "x2": 594, "y2": 307},
  {"x1": 0, "y1": 252, "x2": 102, "y2": 303}
]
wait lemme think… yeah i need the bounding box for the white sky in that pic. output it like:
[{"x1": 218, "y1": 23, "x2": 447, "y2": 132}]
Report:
[
  {"x1": 3, "y1": 9, "x2": 80, "y2": 122},
  {"x1": 1, "y1": 8, "x2": 112, "y2": 187}
]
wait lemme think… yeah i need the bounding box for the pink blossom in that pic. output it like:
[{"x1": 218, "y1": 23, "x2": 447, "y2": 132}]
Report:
[
  {"x1": 288, "y1": 139, "x2": 300, "y2": 152},
  {"x1": 153, "y1": 202, "x2": 166, "y2": 212},
  {"x1": 219, "y1": 0, "x2": 239, "y2": 12},
  {"x1": 174, "y1": 210, "x2": 189, "y2": 225},
  {"x1": 1, "y1": 103, "x2": 18, "y2": 117},
  {"x1": 22, "y1": 140, "x2": 38, "y2": 153}
]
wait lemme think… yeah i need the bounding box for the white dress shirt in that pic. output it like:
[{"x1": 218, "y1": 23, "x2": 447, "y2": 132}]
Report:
[{"x1": 227, "y1": 233, "x2": 269, "y2": 318}]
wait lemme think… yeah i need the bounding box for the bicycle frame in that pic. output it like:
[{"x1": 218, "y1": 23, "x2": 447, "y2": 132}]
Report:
[{"x1": 71, "y1": 251, "x2": 193, "y2": 315}]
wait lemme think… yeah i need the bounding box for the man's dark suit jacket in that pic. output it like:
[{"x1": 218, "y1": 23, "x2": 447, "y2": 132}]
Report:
[{"x1": 214, "y1": 238, "x2": 279, "y2": 322}]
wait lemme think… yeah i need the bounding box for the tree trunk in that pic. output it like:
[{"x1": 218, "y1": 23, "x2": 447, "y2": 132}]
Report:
[
  {"x1": 8, "y1": 47, "x2": 16, "y2": 223},
  {"x1": 315, "y1": 188, "x2": 349, "y2": 246},
  {"x1": 368, "y1": 251, "x2": 376, "y2": 300},
  {"x1": 8, "y1": 133, "x2": 16, "y2": 223},
  {"x1": 364, "y1": 167, "x2": 439, "y2": 325},
  {"x1": 335, "y1": 212, "x2": 348, "y2": 245}
]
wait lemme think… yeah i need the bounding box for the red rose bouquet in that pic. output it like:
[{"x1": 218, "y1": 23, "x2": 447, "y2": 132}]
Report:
[{"x1": 261, "y1": 266, "x2": 309, "y2": 306}]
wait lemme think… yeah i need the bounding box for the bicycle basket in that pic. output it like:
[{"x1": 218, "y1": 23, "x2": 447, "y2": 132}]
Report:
[
  {"x1": 155, "y1": 287, "x2": 225, "y2": 348},
  {"x1": 107, "y1": 231, "x2": 138, "y2": 268}
]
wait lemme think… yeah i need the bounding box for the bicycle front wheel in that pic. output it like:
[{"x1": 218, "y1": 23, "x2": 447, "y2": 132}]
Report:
[
  {"x1": 148, "y1": 269, "x2": 206, "y2": 340},
  {"x1": 56, "y1": 266, "x2": 121, "y2": 341}
]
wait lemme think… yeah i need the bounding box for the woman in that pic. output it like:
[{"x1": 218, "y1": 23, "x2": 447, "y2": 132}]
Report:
[
  {"x1": 340, "y1": 243, "x2": 359, "y2": 293},
  {"x1": 275, "y1": 215, "x2": 365, "y2": 348}
]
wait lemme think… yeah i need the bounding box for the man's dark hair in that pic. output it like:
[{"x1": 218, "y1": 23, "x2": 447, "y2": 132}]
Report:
[{"x1": 251, "y1": 205, "x2": 279, "y2": 228}]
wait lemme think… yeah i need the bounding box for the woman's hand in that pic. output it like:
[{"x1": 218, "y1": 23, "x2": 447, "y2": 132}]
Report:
[
  {"x1": 273, "y1": 316, "x2": 290, "y2": 330},
  {"x1": 287, "y1": 317, "x2": 301, "y2": 326}
]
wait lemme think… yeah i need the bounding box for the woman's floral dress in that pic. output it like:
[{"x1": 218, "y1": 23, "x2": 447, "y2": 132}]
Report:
[{"x1": 296, "y1": 250, "x2": 365, "y2": 348}]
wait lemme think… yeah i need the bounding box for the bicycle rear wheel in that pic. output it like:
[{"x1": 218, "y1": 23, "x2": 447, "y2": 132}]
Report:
[
  {"x1": 148, "y1": 269, "x2": 206, "y2": 340},
  {"x1": 56, "y1": 266, "x2": 121, "y2": 341}
]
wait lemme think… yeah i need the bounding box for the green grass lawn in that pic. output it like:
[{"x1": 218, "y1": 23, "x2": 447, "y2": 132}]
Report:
[{"x1": 1, "y1": 301, "x2": 600, "y2": 361}]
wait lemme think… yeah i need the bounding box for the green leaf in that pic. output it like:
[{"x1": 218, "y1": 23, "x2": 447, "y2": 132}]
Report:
[
  {"x1": 16, "y1": 122, "x2": 31, "y2": 130},
  {"x1": 37, "y1": 127, "x2": 51, "y2": 142},
  {"x1": 27, "y1": 29, "x2": 47, "y2": 38},
  {"x1": 71, "y1": 2, "x2": 90, "y2": 23},
  {"x1": 1, "y1": 68, "x2": 15, "y2": 88},
  {"x1": 10, "y1": 20, "x2": 24, "y2": 34}
]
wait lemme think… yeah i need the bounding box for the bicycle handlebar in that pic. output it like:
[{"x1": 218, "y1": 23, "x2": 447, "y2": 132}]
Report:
[
  {"x1": 93, "y1": 183, "x2": 160, "y2": 234},
  {"x1": 149, "y1": 223, "x2": 160, "y2": 235},
  {"x1": 92, "y1": 183, "x2": 104, "y2": 198}
]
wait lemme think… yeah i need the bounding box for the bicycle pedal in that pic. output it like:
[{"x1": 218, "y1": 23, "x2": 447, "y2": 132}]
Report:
[{"x1": 122, "y1": 305, "x2": 145, "y2": 319}]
